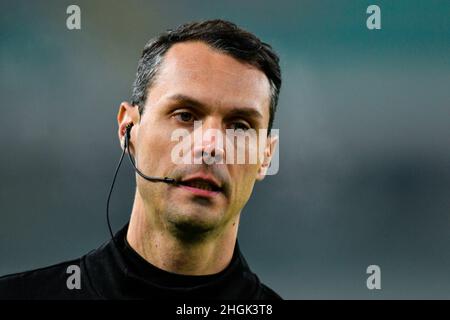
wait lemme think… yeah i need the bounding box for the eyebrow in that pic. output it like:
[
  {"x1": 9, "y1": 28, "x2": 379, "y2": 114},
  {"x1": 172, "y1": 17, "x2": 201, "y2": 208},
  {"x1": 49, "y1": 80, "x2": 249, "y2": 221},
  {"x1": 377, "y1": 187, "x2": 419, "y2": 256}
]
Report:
[{"x1": 166, "y1": 93, "x2": 264, "y2": 121}]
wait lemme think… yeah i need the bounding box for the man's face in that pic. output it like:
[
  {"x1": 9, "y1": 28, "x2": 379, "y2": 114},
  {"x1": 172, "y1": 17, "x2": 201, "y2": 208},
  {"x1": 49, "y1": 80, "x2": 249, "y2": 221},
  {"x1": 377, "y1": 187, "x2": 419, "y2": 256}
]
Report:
[{"x1": 120, "y1": 41, "x2": 275, "y2": 235}]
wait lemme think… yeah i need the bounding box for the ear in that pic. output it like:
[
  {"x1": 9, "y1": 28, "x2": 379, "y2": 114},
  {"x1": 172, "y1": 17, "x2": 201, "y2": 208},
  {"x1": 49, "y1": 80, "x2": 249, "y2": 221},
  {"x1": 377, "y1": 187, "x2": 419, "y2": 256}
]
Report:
[
  {"x1": 256, "y1": 133, "x2": 278, "y2": 181},
  {"x1": 117, "y1": 101, "x2": 140, "y2": 153}
]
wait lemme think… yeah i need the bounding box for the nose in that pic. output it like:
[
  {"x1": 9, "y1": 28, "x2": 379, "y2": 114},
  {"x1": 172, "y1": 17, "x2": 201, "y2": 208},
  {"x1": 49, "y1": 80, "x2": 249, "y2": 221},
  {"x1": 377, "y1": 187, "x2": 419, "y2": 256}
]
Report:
[{"x1": 192, "y1": 121, "x2": 225, "y2": 165}]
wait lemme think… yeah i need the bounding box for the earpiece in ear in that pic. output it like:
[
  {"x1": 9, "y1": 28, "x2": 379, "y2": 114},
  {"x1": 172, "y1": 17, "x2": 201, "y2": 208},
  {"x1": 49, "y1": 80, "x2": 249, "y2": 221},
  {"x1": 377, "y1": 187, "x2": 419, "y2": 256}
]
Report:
[
  {"x1": 125, "y1": 123, "x2": 133, "y2": 140},
  {"x1": 121, "y1": 123, "x2": 133, "y2": 150}
]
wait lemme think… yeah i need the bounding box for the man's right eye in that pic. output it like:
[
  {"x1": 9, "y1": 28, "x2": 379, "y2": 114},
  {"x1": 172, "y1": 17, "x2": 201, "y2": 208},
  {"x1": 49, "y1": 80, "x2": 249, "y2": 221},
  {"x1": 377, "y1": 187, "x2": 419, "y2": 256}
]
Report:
[{"x1": 174, "y1": 111, "x2": 195, "y2": 123}]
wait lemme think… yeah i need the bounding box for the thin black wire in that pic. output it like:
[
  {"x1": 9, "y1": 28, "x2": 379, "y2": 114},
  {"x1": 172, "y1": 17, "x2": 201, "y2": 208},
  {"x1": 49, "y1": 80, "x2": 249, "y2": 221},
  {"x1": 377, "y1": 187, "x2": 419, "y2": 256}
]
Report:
[
  {"x1": 126, "y1": 142, "x2": 176, "y2": 185},
  {"x1": 106, "y1": 126, "x2": 177, "y2": 243},
  {"x1": 106, "y1": 137, "x2": 127, "y2": 244}
]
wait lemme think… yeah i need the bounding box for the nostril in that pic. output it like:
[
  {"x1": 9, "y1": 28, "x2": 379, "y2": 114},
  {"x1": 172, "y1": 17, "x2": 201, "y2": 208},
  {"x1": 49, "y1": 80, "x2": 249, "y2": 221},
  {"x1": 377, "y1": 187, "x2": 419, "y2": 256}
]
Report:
[{"x1": 203, "y1": 149, "x2": 216, "y2": 157}]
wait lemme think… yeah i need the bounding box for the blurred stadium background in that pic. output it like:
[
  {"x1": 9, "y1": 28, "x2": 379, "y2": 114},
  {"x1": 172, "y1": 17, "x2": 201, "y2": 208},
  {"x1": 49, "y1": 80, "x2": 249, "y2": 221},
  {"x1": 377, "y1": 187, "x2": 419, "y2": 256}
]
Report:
[{"x1": 1, "y1": 0, "x2": 449, "y2": 298}]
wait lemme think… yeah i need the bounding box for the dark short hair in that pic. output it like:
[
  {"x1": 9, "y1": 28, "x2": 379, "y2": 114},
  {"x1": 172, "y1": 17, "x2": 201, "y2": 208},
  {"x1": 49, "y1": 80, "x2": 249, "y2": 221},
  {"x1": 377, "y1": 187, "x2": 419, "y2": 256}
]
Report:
[{"x1": 131, "y1": 19, "x2": 281, "y2": 132}]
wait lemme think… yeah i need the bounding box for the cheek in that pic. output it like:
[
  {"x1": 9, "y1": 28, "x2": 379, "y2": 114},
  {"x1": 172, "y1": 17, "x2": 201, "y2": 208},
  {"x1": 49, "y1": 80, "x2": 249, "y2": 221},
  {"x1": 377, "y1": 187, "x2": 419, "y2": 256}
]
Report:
[
  {"x1": 136, "y1": 128, "x2": 177, "y2": 176},
  {"x1": 135, "y1": 131, "x2": 175, "y2": 200},
  {"x1": 231, "y1": 164, "x2": 258, "y2": 202}
]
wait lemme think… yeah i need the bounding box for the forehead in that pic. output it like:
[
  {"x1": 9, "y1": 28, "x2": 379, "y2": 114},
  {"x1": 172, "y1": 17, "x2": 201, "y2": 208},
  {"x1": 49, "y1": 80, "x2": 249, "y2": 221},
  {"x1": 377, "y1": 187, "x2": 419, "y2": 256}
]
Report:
[{"x1": 147, "y1": 41, "x2": 271, "y2": 122}]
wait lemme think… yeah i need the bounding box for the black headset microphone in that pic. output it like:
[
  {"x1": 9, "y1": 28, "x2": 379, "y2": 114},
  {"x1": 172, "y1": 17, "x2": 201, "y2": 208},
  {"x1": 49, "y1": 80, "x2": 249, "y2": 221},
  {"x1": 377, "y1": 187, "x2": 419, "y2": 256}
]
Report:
[{"x1": 106, "y1": 123, "x2": 177, "y2": 241}]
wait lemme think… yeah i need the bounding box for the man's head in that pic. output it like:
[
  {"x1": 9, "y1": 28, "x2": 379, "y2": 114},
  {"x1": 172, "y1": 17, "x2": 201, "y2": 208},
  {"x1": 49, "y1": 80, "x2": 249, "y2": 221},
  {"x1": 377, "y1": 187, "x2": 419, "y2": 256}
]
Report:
[{"x1": 118, "y1": 19, "x2": 281, "y2": 240}]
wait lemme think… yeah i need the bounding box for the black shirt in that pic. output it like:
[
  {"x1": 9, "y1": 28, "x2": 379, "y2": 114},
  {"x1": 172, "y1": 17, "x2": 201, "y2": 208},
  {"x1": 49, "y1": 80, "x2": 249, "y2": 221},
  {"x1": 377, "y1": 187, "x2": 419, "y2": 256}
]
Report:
[{"x1": 0, "y1": 224, "x2": 281, "y2": 300}]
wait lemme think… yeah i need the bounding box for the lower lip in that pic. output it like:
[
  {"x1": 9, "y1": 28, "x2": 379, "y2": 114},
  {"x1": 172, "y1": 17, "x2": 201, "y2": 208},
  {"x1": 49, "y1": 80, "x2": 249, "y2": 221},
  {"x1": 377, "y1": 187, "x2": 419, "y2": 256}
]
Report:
[{"x1": 178, "y1": 184, "x2": 221, "y2": 197}]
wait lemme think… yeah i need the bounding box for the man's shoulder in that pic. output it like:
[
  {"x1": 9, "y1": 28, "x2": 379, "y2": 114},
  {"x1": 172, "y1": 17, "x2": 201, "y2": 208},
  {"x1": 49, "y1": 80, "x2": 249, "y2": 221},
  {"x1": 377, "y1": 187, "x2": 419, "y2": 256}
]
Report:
[
  {"x1": 0, "y1": 256, "x2": 98, "y2": 300},
  {"x1": 258, "y1": 283, "x2": 283, "y2": 300}
]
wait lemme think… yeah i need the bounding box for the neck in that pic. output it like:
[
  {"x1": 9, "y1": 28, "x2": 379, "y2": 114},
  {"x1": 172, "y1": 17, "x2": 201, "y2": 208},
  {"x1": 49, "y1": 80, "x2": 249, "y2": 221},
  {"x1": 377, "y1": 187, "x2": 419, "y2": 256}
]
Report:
[{"x1": 126, "y1": 191, "x2": 239, "y2": 275}]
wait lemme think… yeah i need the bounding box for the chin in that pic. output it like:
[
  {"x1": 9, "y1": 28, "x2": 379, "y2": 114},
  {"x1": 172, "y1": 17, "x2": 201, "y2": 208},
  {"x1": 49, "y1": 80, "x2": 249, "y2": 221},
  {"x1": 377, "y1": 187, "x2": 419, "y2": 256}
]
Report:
[{"x1": 165, "y1": 205, "x2": 226, "y2": 241}]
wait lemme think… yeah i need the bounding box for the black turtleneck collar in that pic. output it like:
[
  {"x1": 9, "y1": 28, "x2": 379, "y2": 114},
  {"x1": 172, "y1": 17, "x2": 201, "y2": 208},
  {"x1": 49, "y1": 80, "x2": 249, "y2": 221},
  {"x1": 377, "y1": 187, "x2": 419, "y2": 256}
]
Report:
[{"x1": 82, "y1": 224, "x2": 274, "y2": 299}]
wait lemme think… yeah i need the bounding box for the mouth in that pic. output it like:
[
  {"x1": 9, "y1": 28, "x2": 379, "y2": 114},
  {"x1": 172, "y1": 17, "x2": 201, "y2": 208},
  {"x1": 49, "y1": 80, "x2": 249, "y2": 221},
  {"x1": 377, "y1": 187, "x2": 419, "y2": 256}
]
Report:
[{"x1": 177, "y1": 178, "x2": 223, "y2": 197}]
